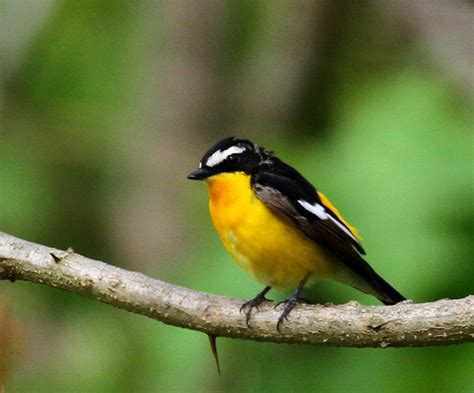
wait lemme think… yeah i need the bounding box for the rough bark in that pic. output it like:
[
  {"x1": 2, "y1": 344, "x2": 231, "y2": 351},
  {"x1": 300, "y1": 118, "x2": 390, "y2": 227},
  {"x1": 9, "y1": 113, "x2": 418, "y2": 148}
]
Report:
[{"x1": 0, "y1": 232, "x2": 472, "y2": 348}]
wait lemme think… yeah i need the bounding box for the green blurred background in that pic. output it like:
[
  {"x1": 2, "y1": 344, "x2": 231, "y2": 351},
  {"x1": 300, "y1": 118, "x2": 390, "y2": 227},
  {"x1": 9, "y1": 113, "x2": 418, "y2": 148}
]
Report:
[{"x1": 1, "y1": 1, "x2": 473, "y2": 392}]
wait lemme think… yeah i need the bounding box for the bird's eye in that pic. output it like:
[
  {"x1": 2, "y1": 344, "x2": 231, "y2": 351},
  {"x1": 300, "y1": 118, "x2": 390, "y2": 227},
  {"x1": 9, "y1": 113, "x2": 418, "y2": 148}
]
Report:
[{"x1": 226, "y1": 154, "x2": 240, "y2": 165}]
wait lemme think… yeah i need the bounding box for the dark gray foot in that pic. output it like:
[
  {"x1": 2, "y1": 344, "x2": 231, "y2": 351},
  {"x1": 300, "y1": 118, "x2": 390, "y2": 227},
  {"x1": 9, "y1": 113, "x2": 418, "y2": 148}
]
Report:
[
  {"x1": 275, "y1": 275, "x2": 309, "y2": 332},
  {"x1": 240, "y1": 286, "x2": 271, "y2": 327},
  {"x1": 276, "y1": 295, "x2": 300, "y2": 332}
]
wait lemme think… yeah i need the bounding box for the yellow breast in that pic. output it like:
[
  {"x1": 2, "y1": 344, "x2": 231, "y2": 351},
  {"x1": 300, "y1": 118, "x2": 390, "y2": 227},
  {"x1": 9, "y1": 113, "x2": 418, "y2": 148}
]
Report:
[{"x1": 204, "y1": 172, "x2": 336, "y2": 290}]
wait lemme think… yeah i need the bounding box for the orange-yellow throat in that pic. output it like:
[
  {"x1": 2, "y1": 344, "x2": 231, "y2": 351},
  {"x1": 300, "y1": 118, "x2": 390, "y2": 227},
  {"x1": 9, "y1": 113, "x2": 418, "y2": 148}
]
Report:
[{"x1": 204, "y1": 172, "x2": 338, "y2": 290}]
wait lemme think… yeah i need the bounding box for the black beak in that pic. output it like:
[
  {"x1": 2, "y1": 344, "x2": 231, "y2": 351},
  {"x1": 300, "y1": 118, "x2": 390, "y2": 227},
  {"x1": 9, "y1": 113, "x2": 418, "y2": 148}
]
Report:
[{"x1": 187, "y1": 167, "x2": 212, "y2": 180}]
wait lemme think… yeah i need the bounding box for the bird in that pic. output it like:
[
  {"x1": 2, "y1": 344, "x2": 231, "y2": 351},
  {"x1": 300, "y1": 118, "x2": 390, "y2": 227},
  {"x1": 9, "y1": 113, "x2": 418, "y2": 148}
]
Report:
[{"x1": 187, "y1": 137, "x2": 405, "y2": 330}]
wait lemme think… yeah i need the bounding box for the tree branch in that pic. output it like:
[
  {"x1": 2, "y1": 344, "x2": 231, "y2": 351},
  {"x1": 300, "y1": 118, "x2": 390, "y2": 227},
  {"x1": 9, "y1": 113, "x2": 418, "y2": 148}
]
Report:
[{"x1": 0, "y1": 232, "x2": 472, "y2": 348}]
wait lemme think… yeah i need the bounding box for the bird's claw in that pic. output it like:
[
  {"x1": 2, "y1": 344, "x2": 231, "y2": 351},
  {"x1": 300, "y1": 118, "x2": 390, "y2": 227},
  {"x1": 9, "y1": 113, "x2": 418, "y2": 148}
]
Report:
[
  {"x1": 240, "y1": 295, "x2": 268, "y2": 327},
  {"x1": 275, "y1": 298, "x2": 300, "y2": 332}
]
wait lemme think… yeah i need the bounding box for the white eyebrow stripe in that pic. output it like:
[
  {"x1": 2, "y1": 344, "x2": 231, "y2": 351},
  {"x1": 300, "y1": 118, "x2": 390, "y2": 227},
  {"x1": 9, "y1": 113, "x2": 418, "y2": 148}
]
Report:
[
  {"x1": 206, "y1": 146, "x2": 246, "y2": 167},
  {"x1": 297, "y1": 199, "x2": 357, "y2": 242}
]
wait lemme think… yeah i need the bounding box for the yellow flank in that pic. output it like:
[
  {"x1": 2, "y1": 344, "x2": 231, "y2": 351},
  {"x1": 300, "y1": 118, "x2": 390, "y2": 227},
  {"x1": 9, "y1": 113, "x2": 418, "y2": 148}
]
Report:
[
  {"x1": 317, "y1": 191, "x2": 362, "y2": 240},
  {"x1": 204, "y1": 172, "x2": 338, "y2": 290}
]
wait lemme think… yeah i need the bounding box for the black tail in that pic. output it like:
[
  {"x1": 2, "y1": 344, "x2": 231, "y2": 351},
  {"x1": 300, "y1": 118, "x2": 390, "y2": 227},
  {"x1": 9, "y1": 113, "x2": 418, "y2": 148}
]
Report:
[
  {"x1": 323, "y1": 232, "x2": 406, "y2": 305},
  {"x1": 369, "y1": 270, "x2": 406, "y2": 305}
]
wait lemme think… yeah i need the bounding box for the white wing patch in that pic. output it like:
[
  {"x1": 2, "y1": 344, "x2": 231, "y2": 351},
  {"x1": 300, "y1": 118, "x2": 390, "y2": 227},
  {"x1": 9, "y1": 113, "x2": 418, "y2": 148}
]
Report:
[
  {"x1": 206, "y1": 146, "x2": 246, "y2": 167},
  {"x1": 298, "y1": 200, "x2": 327, "y2": 219},
  {"x1": 297, "y1": 199, "x2": 357, "y2": 242}
]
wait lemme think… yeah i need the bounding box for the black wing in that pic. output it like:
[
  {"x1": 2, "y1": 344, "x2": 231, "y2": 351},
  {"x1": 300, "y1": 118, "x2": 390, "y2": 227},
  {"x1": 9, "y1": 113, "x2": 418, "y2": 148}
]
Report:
[
  {"x1": 252, "y1": 169, "x2": 405, "y2": 305},
  {"x1": 253, "y1": 164, "x2": 365, "y2": 254},
  {"x1": 253, "y1": 170, "x2": 361, "y2": 251}
]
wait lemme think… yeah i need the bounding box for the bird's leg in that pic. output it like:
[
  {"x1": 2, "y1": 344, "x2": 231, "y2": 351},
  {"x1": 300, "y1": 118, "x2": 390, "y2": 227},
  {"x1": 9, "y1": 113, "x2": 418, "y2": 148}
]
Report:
[
  {"x1": 275, "y1": 275, "x2": 309, "y2": 332},
  {"x1": 240, "y1": 286, "x2": 271, "y2": 327}
]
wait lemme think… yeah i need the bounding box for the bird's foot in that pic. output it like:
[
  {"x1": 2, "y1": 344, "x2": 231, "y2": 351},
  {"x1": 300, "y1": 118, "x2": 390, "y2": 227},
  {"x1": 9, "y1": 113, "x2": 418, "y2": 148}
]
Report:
[
  {"x1": 274, "y1": 275, "x2": 309, "y2": 331},
  {"x1": 240, "y1": 286, "x2": 271, "y2": 327},
  {"x1": 275, "y1": 297, "x2": 300, "y2": 332}
]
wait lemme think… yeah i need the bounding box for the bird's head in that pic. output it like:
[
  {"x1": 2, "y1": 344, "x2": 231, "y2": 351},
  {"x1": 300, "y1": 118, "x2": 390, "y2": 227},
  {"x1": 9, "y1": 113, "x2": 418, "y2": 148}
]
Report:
[{"x1": 187, "y1": 137, "x2": 272, "y2": 180}]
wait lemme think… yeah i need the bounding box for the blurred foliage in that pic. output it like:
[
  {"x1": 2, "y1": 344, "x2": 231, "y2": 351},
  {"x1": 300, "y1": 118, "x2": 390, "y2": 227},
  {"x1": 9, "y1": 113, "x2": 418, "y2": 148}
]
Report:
[{"x1": 1, "y1": 1, "x2": 473, "y2": 392}]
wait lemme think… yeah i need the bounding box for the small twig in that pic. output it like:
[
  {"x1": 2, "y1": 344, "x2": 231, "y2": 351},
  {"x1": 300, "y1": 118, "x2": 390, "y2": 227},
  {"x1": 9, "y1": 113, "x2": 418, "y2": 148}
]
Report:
[{"x1": 207, "y1": 334, "x2": 221, "y2": 376}]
